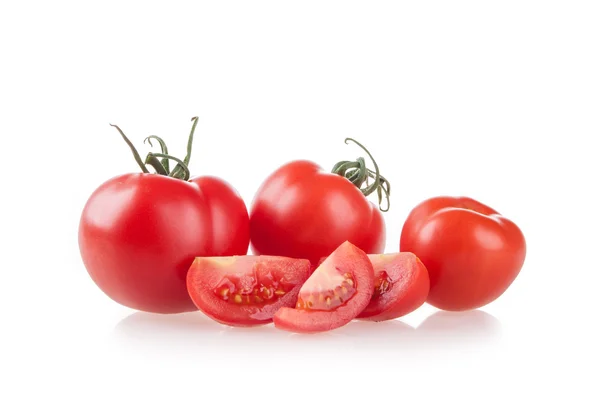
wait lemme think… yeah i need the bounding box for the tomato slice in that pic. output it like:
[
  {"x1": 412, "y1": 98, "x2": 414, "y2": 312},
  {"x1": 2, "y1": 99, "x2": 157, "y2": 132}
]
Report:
[
  {"x1": 186, "y1": 255, "x2": 311, "y2": 327},
  {"x1": 356, "y1": 252, "x2": 430, "y2": 321},
  {"x1": 273, "y1": 241, "x2": 374, "y2": 333}
]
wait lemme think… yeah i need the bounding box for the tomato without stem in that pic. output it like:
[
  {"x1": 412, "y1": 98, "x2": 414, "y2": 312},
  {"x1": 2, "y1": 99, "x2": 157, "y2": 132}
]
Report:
[
  {"x1": 399, "y1": 196, "x2": 526, "y2": 311},
  {"x1": 357, "y1": 252, "x2": 430, "y2": 321},
  {"x1": 249, "y1": 139, "x2": 390, "y2": 265},
  {"x1": 79, "y1": 117, "x2": 250, "y2": 314},
  {"x1": 186, "y1": 255, "x2": 311, "y2": 326},
  {"x1": 273, "y1": 241, "x2": 374, "y2": 333}
]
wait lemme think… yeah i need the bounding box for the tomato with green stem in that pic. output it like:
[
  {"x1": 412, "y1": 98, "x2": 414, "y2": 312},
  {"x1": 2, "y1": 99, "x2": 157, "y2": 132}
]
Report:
[
  {"x1": 249, "y1": 139, "x2": 391, "y2": 266},
  {"x1": 78, "y1": 117, "x2": 250, "y2": 314}
]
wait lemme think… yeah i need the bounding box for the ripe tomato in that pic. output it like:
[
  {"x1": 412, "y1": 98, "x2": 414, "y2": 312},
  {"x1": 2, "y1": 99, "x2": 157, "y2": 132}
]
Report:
[
  {"x1": 399, "y1": 196, "x2": 526, "y2": 311},
  {"x1": 186, "y1": 255, "x2": 311, "y2": 326},
  {"x1": 78, "y1": 118, "x2": 250, "y2": 314},
  {"x1": 273, "y1": 241, "x2": 374, "y2": 333},
  {"x1": 249, "y1": 139, "x2": 390, "y2": 265},
  {"x1": 357, "y1": 252, "x2": 430, "y2": 321}
]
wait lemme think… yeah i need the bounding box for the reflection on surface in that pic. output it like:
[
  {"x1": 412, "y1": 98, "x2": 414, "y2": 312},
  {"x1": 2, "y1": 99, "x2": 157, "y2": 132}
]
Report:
[{"x1": 112, "y1": 309, "x2": 502, "y2": 358}]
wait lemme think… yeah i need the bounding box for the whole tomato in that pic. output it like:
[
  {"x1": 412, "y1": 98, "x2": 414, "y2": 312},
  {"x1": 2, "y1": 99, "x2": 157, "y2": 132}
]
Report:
[
  {"x1": 78, "y1": 117, "x2": 250, "y2": 314},
  {"x1": 399, "y1": 196, "x2": 526, "y2": 311},
  {"x1": 249, "y1": 139, "x2": 390, "y2": 266}
]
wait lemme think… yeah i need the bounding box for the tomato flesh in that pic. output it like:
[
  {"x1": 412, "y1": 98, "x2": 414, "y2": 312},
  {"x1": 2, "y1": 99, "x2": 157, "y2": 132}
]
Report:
[
  {"x1": 187, "y1": 255, "x2": 310, "y2": 327},
  {"x1": 296, "y1": 260, "x2": 357, "y2": 311},
  {"x1": 273, "y1": 241, "x2": 374, "y2": 333},
  {"x1": 357, "y1": 253, "x2": 430, "y2": 321}
]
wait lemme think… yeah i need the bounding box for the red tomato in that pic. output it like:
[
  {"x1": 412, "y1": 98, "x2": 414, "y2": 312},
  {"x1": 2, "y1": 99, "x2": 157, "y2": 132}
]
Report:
[
  {"x1": 78, "y1": 118, "x2": 250, "y2": 314},
  {"x1": 249, "y1": 139, "x2": 389, "y2": 265},
  {"x1": 399, "y1": 196, "x2": 526, "y2": 311},
  {"x1": 357, "y1": 252, "x2": 430, "y2": 321},
  {"x1": 273, "y1": 241, "x2": 374, "y2": 333},
  {"x1": 186, "y1": 255, "x2": 311, "y2": 326}
]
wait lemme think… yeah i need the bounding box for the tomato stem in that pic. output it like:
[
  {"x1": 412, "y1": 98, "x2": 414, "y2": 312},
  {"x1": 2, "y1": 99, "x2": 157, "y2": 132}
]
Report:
[
  {"x1": 144, "y1": 135, "x2": 170, "y2": 174},
  {"x1": 331, "y1": 138, "x2": 391, "y2": 212},
  {"x1": 110, "y1": 123, "x2": 150, "y2": 173},
  {"x1": 148, "y1": 153, "x2": 191, "y2": 181},
  {"x1": 171, "y1": 116, "x2": 199, "y2": 179},
  {"x1": 144, "y1": 153, "x2": 169, "y2": 175}
]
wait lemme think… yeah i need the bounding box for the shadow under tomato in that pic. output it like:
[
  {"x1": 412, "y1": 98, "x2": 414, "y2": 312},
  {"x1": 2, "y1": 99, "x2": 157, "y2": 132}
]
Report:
[{"x1": 111, "y1": 309, "x2": 502, "y2": 358}]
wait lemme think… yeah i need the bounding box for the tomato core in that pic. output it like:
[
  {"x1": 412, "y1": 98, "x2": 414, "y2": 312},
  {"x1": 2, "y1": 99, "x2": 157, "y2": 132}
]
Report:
[
  {"x1": 373, "y1": 270, "x2": 393, "y2": 299},
  {"x1": 296, "y1": 255, "x2": 358, "y2": 311},
  {"x1": 212, "y1": 265, "x2": 295, "y2": 305}
]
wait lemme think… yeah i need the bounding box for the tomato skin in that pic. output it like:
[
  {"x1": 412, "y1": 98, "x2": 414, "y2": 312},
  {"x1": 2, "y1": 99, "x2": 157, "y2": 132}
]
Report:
[
  {"x1": 78, "y1": 173, "x2": 249, "y2": 314},
  {"x1": 273, "y1": 241, "x2": 375, "y2": 333},
  {"x1": 357, "y1": 253, "x2": 430, "y2": 321},
  {"x1": 249, "y1": 160, "x2": 385, "y2": 265},
  {"x1": 399, "y1": 196, "x2": 526, "y2": 311},
  {"x1": 190, "y1": 176, "x2": 250, "y2": 256},
  {"x1": 186, "y1": 255, "x2": 311, "y2": 327}
]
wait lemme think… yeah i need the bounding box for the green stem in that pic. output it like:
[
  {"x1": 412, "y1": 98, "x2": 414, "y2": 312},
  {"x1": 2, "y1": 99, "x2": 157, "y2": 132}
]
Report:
[
  {"x1": 110, "y1": 124, "x2": 149, "y2": 173},
  {"x1": 144, "y1": 135, "x2": 170, "y2": 174},
  {"x1": 144, "y1": 153, "x2": 169, "y2": 175},
  {"x1": 171, "y1": 116, "x2": 199, "y2": 179},
  {"x1": 331, "y1": 138, "x2": 391, "y2": 212},
  {"x1": 150, "y1": 153, "x2": 191, "y2": 181}
]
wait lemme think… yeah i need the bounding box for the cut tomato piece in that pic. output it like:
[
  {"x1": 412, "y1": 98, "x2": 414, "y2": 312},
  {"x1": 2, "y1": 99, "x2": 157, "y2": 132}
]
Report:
[
  {"x1": 273, "y1": 241, "x2": 374, "y2": 333},
  {"x1": 186, "y1": 255, "x2": 311, "y2": 327},
  {"x1": 357, "y1": 252, "x2": 430, "y2": 321}
]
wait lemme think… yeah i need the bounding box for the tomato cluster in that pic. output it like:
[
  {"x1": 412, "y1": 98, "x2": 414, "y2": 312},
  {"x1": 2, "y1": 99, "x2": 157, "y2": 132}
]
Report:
[{"x1": 79, "y1": 117, "x2": 526, "y2": 333}]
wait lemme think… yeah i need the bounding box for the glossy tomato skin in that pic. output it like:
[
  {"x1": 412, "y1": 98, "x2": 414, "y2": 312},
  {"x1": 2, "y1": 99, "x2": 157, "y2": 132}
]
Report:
[
  {"x1": 186, "y1": 255, "x2": 311, "y2": 327},
  {"x1": 357, "y1": 253, "x2": 430, "y2": 321},
  {"x1": 399, "y1": 196, "x2": 526, "y2": 311},
  {"x1": 249, "y1": 160, "x2": 385, "y2": 265},
  {"x1": 190, "y1": 176, "x2": 250, "y2": 256},
  {"x1": 273, "y1": 241, "x2": 375, "y2": 333},
  {"x1": 78, "y1": 173, "x2": 249, "y2": 314}
]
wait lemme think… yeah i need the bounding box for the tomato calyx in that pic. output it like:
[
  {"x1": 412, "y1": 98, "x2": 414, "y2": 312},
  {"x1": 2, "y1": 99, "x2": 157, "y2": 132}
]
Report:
[
  {"x1": 331, "y1": 138, "x2": 391, "y2": 212},
  {"x1": 109, "y1": 116, "x2": 200, "y2": 181}
]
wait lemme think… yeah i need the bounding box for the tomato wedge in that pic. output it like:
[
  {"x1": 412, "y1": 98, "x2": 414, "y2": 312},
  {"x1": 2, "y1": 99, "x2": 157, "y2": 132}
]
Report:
[
  {"x1": 273, "y1": 241, "x2": 374, "y2": 333},
  {"x1": 357, "y1": 253, "x2": 430, "y2": 321},
  {"x1": 186, "y1": 255, "x2": 311, "y2": 327}
]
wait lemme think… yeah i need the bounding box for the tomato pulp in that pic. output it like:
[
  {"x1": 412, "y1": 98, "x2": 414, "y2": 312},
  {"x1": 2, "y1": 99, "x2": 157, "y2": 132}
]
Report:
[
  {"x1": 357, "y1": 253, "x2": 430, "y2": 321},
  {"x1": 187, "y1": 255, "x2": 311, "y2": 326},
  {"x1": 249, "y1": 139, "x2": 390, "y2": 265},
  {"x1": 78, "y1": 118, "x2": 250, "y2": 313},
  {"x1": 273, "y1": 241, "x2": 374, "y2": 333},
  {"x1": 399, "y1": 196, "x2": 526, "y2": 311}
]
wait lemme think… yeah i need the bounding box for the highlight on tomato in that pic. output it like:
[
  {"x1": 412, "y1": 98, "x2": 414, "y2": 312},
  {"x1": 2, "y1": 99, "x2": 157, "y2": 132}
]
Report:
[
  {"x1": 356, "y1": 253, "x2": 430, "y2": 322},
  {"x1": 400, "y1": 196, "x2": 526, "y2": 311},
  {"x1": 273, "y1": 241, "x2": 374, "y2": 333},
  {"x1": 249, "y1": 139, "x2": 390, "y2": 266},
  {"x1": 78, "y1": 117, "x2": 250, "y2": 314},
  {"x1": 186, "y1": 255, "x2": 311, "y2": 327}
]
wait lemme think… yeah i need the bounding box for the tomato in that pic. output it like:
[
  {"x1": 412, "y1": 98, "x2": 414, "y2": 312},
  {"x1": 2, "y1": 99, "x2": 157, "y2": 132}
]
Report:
[
  {"x1": 399, "y1": 196, "x2": 526, "y2": 311},
  {"x1": 273, "y1": 241, "x2": 374, "y2": 333},
  {"x1": 249, "y1": 139, "x2": 390, "y2": 265},
  {"x1": 78, "y1": 118, "x2": 250, "y2": 314},
  {"x1": 356, "y1": 252, "x2": 430, "y2": 321},
  {"x1": 186, "y1": 255, "x2": 311, "y2": 327}
]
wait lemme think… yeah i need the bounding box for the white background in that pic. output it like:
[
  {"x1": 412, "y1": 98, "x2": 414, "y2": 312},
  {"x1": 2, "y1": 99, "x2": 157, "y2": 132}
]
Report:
[{"x1": 2, "y1": 1, "x2": 599, "y2": 399}]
